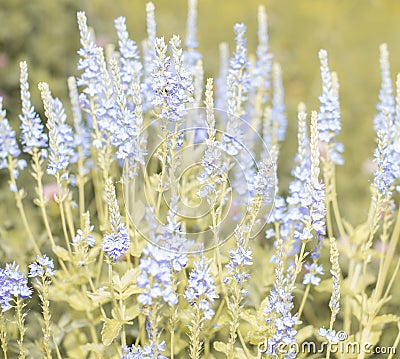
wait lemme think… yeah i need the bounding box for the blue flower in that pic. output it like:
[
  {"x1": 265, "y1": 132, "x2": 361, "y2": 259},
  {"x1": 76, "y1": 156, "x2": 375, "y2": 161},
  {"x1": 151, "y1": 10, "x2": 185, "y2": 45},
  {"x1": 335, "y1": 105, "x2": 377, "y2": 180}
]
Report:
[
  {"x1": 318, "y1": 49, "x2": 343, "y2": 165},
  {"x1": 0, "y1": 98, "x2": 21, "y2": 172},
  {"x1": 271, "y1": 63, "x2": 287, "y2": 143},
  {"x1": 184, "y1": 257, "x2": 217, "y2": 320},
  {"x1": 114, "y1": 16, "x2": 143, "y2": 101},
  {"x1": 225, "y1": 227, "x2": 253, "y2": 291},
  {"x1": 374, "y1": 44, "x2": 395, "y2": 134},
  {"x1": 122, "y1": 341, "x2": 167, "y2": 359},
  {"x1": 184, "y1": 0, "x2": 202, "y2": 72},
  {"x1": 46, "y1": 96, "x2": 75, "y2": 176},
  {"x1": 303, "y1": 262, "x2": 324, "y2": 286},
  {"x1": 19, "y1": 61, "x2": 48, "y2": 154},
  {"x1": 137, "y1": 245, "x2": 178, "y2": 307},
  {"x1": 29, "y1": 255, "x2": 56, "y2": 278},
  {"x1": 0, "y1": 262, "x2": 32, "y2": 312},
  {"x1": 102, "y1": 180, "x2": 130, "y2": 262},
  {"x1": 373, "y1": 130, "x2": 395, "y2": 198},
  {"x1": 223, "y1": 23, "x2": 250, "y2": 153}
]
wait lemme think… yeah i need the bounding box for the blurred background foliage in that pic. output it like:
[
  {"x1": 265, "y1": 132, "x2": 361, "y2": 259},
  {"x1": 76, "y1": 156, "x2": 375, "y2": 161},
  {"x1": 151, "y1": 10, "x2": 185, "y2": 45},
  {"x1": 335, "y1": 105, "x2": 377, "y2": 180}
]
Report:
[{"x1": 1, "y1": 0, "x2": 400, "y2": 226}]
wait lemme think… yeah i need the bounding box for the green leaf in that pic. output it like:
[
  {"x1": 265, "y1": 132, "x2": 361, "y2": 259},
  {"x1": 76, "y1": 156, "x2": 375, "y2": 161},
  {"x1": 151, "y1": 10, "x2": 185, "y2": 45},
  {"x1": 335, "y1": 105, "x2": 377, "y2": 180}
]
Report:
[
  {"x1": 80, "y1": 343, "x2": 105, "y2": 355},
  {"x1": 372, "y1": 314, "x2": 400, "y2": 326},
  {"x1": 121, "y1": 268, "x2": 140, "y2": 291},
  {"x1": 52, "y1": 245, "x2": 71, "y2": 261},
  {"x1": 125, "y1": 305, "x2": 141, "y2": 321},
  {"x1": 101, "y1": 318, "x2": 122, "y2": 346},
  {"x1": 213, "y1": 341, "x2": 227, "y2": 353}
]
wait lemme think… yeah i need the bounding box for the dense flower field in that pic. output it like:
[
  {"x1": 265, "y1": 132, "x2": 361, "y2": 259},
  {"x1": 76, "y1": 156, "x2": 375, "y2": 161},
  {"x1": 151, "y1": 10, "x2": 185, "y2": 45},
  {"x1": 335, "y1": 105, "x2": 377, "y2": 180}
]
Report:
[{"x1": 0, "y1": 1, "x2": 399, "y2": 358}]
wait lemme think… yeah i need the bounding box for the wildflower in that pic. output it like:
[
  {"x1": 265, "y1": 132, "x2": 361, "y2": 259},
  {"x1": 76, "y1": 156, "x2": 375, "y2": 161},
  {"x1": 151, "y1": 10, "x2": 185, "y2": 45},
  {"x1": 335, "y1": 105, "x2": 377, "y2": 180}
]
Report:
[
  {"x1": 329, "y1": 237, "x2": 341, "y2": 320},
  {"x1": 318, "y1": 49, "x2": 343, "y2": 165},
  {"x1": 137, "y1": 245, "x2": 178, "y2": 307},
  {"x1": 254, "y1": 5, "x2": 273, "y2": 104},
  {"x1": 373, "y1": 129, "x2": 395, "y2": 199},
  {"x1": 114, "y1": 16, "x2": 143, "y2": 100},
  {"x1": 374, "y1": 44, "x2": 395, "y2": 134},
  {"x1": 224, "y1": 226, "x2": 254, "y2": 356},
  {"x1": 102, "y1": 179, "x2": 130, "y2": 262},
  {"x1": 122, "y1": 342, "x2": 167, "y2": 359},
  {"x1": 38, "y1": 83, "x2": 75, "y2": 176},
  {"x1": 215, "y1": 42, "x2": 229, "y2": 110},
  {"x1": 0, "y1": 262, "x2": 32, "y2": 312},
  {"x1": 223, "y1": 23, "x2": 250, "y2": 153},
  {"x1": 318, "y1": 327, "x2": 340, "y2": 344},
  {"x1": 67, "y1": 76, "x2": 92, "y2": 173},
  {"x1": 264, "y1": 238, "x2": 297, "y2": 358},
  {"x1": 271, "y1": 62, "x2": 287, "y2": 143},
  {"x1": 184, "y1": 0, "x2": 202, "y2": 72},
  {"x1": 0, "y1": 98, "x2": 22, "y2": 174},
  {"x1": 302, "y1": 263, "x2": 324, "y2": 286},
  {"x1": 184, "y1": 257, "x2": 217, "y2": 320},
  {"x1": 28, "y1": 255, "x2": 56, "y2": 278},
  {"x1": 141, "y1": 2, "x2": 157, "y2": 111},
  {"x1": 76, "y1": 11, "x2": 101, "y2": 99},
  {"x1": 73, "y1": 212, "x2": 95, "y2": 248},
  {"x1": 19, "y1": 61, "x2": 48, "y2": 154}
]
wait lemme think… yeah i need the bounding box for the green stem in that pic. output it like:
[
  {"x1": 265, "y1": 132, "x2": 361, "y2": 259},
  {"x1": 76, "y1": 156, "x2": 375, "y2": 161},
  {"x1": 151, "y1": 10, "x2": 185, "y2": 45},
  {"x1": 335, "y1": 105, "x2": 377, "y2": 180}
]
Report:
[
  {"x1": 56, "y1": 173, "x2": 72, "y2": 253},
  {"x1": 297, "y1": 283, "x2": 311, "y2": 322},
  {"x1": 7, "y1": 156, "x2": 41, "y2": 255},
  {"x1": 40, "y1": 278, "x2": 52, "y2": 359},
  {"x1": 189, "y1": 306, "x2": 202, "y2": 359},
  {"x1": 16, "y1": 298, "x2": 26, "y2": 359},
  {"x1": 0, "y1": 312, "x2": 7, "y2": 359}
]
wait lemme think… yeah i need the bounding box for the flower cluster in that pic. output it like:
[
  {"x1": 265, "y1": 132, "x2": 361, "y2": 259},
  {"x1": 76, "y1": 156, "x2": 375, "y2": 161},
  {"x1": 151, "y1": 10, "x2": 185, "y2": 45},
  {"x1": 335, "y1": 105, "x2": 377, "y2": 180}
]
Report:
[
  {"x1": 19, "y1": 61, "x2": 48, "y2": 154},
  {"x1": 318, "y1": 49, "x2": 343, "y2": 165},
  {"x1": 184, "y1": 257, "x2": 218, "y2": 320},
  {"x1": 137, "y1": 245, "x2": 178, "y2": 307},
  {"x1": 28, "y1": 255, "x2": 55, "y2": 278},
  {"x1": 102, "y1": 179, "x2": 130, "y2": 262},
  {"x1": 0, "y1": 263, "x2": 32, "y2": 312},
  {"x1": 122, "y1": 341, "x2": 167, "y2": 359},
  {"x1": 264, "y1": 238, "x2": 297, "y2": 359},
  {"x1": 0, "y1": 98, "x2": 23, "y2": 176}
]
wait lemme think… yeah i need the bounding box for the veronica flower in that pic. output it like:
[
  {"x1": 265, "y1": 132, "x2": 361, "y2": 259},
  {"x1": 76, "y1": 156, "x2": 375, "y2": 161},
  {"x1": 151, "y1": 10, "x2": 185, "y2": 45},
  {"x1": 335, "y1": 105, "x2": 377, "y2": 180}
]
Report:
[
  {"x1": 318, "y1": 49, "x2": 343, "y2": 165},
  {"x1": 271, "y1": 63, "x2": 287, "y2": 143},
  {"x1": 184, "y1": 257, "x2": 218, "y2": 320},
  {"x1": 68, "y1": 76, "x2": 92, "y2": 174},
  {"x1": 19, "y1": 61, "x2": 48, "y2": 154},
  {"x1": 373, "y1": 129, "x2": 395, "y2": 199},
  {"x1": 393, "y1": 74, "x2": 400, "y2": 191},
  {"x1": 102, "y1": 179, "x2": 130, "y2": 262},
  {"x1": 223, "y1": 23, "x2": 250, "y2": 154},
  {"x1": 74, "y1": 212, "x2": 95, "y2": 248},
  {"x1": 184, "y1": 0, "x2": 202, "y2": 72},
  {"x1": 76, "y1": 12, "x2": 101, "y2": 100},
  {"x1": 264, "y1": 238, "x2": 297, "y2": 358},
  {"x1": 28, "y1": 255, "x2": 55, "y2": 278},
  {"x1": 137, "y1": 244, "x2": 178, "y2": 307},
  {"x1": 215, "y1": 42, "x2": 229, "y2": 111},
  {"x1": 225, "y1": 233, "x2": 253, "y2": 288},
  {"x1": 287, "y1": 104, "x2": 311, "y2": 246},
  {"x1": 318, "y1": 328, "x2": 340, "y2": 344},
  {"x1": 38, "y1": 82, "x2": 75, "y2": 177},
  {"x1": 254, "y1": 5, "x2": 273, "y2": 104},
  {"x1": 0, "y1": 262, "x2": 32, "y2": 312},
  {"x1": 142, "y1": 2, "x2": 157, "y2": 111},
  {"x1": 122, "y1": 342, "x2": 167, "y2": 359},
  {"x1": 303, "y1": 262, "x2": 324, "y2": 286},
  {"x1": 374, "y1": 44, "x2": 395, "y2": 134},
  {"x1": 114, "y1": 16, "x2": 143, "y2": 101},
  {"x1": 0, "y1": 98, "x2": 25, "y2": 187}
]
